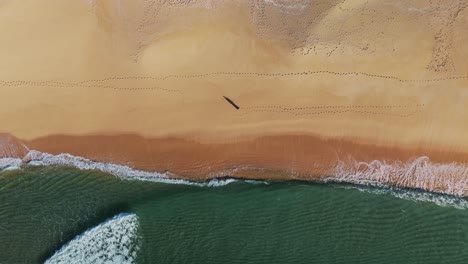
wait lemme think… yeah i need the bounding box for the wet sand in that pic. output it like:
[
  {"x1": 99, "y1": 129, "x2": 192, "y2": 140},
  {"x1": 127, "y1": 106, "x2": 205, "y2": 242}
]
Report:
[
  {"x1": 21, "y1": 133, "x2": 468, "y2": 177},
  {"x1": 18, "y1": 133, "x2": 466, "y2": 195}
]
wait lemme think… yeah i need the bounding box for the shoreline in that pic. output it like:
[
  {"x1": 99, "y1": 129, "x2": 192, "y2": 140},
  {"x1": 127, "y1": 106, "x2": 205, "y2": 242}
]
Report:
[
  {"x1": 0, "y1": 133, "x2": 466, "y2": 196},
  {"x1": 1, "y1": 150, "x2": 468, "y2": 211},
  {"x1": 1, "y1": 1, "x2": 467, "y2": 198},
  {"x1": 24, "y1": 133, "x2": 468, "y2": 174}
]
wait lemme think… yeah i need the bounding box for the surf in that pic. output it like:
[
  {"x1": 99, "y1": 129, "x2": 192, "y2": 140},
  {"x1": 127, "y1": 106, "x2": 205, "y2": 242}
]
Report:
[
  {"x1": 45, "y1": 213, "x2": 140, "y2": 264},
  {"x1": 0, "y1": 150, "x2": 466, "y2": 209},
  {"x1": 328, "y1": 156, "x2": 468, "y2": 197}
]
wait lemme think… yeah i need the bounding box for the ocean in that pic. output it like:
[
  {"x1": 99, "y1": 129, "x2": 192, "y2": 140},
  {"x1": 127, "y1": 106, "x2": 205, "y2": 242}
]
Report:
[{"x1": 0, "y1": 166, "x2": 467, "y2": 263}]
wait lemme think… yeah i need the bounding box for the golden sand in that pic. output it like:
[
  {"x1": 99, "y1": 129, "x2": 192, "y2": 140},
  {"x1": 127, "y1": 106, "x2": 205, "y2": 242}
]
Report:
[{"x1": 0, "y1": 0, "x2": 467, "y2": 194}]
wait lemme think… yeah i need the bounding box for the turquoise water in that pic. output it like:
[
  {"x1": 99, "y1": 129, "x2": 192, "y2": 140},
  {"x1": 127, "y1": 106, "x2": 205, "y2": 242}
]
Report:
[{"x1": 0, "y1": 166, "x2": 467, "y2": 263}]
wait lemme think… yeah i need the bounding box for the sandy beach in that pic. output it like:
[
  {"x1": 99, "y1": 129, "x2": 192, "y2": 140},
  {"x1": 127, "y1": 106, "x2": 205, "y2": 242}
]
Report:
[{"x1": 0, "y1": 0, "x2": 468, "y2": 195}]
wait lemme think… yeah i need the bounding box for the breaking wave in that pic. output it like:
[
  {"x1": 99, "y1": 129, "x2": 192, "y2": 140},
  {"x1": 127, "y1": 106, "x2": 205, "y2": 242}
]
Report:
[
  {"x1": 0, "y1": 150, "x2": 466, "y2": 208},
  {"x1": 326, "y1": 156, "x2": 468, "y2": 197},
  {"x1": 45, "y1": 213, "x2": 140, "y2": 264},
  {"x1": 0, "y1": 150, "x2": 245, "y2": 187},
  {"x1": 335, "y1": 185, "x2": 468, "y2": 210},
  {"x1": 0, "y1": 157, "x2": 22, "y2": 170}
]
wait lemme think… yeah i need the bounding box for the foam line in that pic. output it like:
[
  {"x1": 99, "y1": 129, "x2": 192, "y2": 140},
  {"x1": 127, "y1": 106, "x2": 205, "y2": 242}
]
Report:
[
  {"x1": 327, "y1": 156, "x2": 468, "y2": 197},
  {"x1": 0, "y1": 157, "x2": 22, "y2": 170},
  {"x1": 45, "y1": 213, "x2": 140, "y2": 264},
  {"x1": 0, "y1": 150, "x2": 242, "y2": 187},
  {"x1": 335, "y1": 185, "x2": 468, "y2": 210},
  {"x1": 0, "y1": 151, "x2": 466, "y2": 202}
]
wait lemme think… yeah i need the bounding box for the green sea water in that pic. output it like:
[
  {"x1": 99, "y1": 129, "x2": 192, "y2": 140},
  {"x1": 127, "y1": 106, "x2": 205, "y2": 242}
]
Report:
[{"x1": 0, "y1": 166, "x2": 467, "y2": 263}]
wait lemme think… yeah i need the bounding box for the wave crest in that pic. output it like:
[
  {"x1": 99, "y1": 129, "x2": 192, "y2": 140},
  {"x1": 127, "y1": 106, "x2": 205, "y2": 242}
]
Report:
[
  {"x1": 0, "y1": 150, "x2": 466, "y2": 197},
  {"x1": 328, "y1": 156, "x2": 468, "y2": 197},
  {"x1": 0, "y1": 157, "x2": 22, "y2": 170},
  {"x1": 0, "y1": 150, "x2": 244, "y2": 187},
  {"x1": 45, "y1": 213, "x2": 140, "y2": 264}
]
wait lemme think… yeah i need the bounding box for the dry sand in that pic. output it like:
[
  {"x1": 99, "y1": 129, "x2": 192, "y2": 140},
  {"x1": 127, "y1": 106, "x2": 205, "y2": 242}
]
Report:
[{"x1": 0, "y1": 0, "x2": 467, "y2": 194}]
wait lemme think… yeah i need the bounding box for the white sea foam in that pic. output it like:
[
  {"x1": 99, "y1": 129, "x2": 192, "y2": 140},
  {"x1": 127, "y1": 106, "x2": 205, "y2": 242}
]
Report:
[
  {"x1": 0, "y1": 150, "x2": 245, "y2": 187},
  {"x1": 206, "y1": 178, "x2": 237, "y2": 187},
  {"x1": 45, "y1": 213, "x2": 140, "y2": 264},
  {"x1": 0, "y1": 157, "x2": 22, "y2": 170},
  {"x1": 327, "y1": 156, "x2": 468, "y2": 197},
  {"x1": 336, "y1": 185, "x2": 468, "y2": 210},
  {"x1": 23, "y1": 150, "x2": 195, "y2": 184},
  {"x1": 0, "y1": 150, "x2": 466, "y2": 205},
  {"x1": 245, "y1": 179, "x2": 269, "y2": 185}
]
